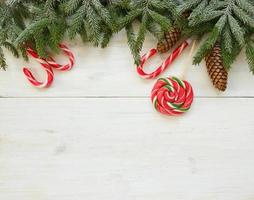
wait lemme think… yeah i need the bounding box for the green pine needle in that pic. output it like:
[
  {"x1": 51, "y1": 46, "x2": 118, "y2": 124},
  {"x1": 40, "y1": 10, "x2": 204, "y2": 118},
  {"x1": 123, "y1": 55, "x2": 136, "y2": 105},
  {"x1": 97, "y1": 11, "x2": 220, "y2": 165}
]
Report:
[{"x1": 246, "y1": 40, "x2": 254, "y2": 74}]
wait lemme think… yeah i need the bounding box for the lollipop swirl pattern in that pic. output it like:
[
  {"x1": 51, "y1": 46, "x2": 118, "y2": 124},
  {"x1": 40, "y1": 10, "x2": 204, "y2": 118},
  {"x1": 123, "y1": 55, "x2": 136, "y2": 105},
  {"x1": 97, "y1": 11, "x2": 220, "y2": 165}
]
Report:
[{"x1": 151, "y1": 77, "x2": 194, "y2": 115}]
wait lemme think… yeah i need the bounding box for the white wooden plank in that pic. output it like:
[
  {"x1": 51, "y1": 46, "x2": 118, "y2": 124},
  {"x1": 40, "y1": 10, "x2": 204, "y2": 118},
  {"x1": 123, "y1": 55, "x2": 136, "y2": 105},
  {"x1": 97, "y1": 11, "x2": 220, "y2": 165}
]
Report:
[
  {"x1": 0, "y1": 31, "x2": 253, "y2": 97},
  {"x1": 0, "y1": 98, "x2": 253, "y2": 200}
]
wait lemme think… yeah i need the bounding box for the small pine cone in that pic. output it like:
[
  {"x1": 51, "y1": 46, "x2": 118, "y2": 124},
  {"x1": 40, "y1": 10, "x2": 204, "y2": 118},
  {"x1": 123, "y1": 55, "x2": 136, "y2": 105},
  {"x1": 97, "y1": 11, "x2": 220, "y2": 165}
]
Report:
[
  {"x1": 157, "y1": 40, "x2": 169, "y2": 53},
  {"x1": 205, "y1": 42, "x2": 228, "y2": 91},
  {"x1": 157, "y1": 27, "x2": 181, "y2": 53}
]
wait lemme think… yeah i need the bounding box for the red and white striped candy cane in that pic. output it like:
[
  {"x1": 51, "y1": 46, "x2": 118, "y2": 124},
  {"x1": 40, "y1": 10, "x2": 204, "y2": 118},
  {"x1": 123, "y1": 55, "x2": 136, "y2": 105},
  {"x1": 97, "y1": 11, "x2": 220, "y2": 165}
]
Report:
[
  {"x1": 23, "y1": 48, "x2": 54, "y2": 88},
  {"x1": 46, "y1": 43, "x2": 75, "y2": 71},
  {"x1": 137, "y1": 39, "x2": 192, "y2": 79},
  {"x1": 23, "y1": 43, "x2": 75, "y2": 88}
]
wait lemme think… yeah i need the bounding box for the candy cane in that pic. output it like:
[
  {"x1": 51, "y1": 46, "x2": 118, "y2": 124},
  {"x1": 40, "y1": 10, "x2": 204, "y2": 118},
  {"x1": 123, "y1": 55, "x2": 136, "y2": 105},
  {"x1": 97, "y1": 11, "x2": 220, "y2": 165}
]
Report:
[
  {"x1": 46, "y1": 43, "x2": 75, "y2": 71},
  {"x1": 137, "y1": 39, "x2": 192, "y2": 79},
  {"x1": 23, "y1": 48, "x2": 54, "y2": 88},
  {"x1": 22, "y1": 43, "x2": 75, "y2": 88}
]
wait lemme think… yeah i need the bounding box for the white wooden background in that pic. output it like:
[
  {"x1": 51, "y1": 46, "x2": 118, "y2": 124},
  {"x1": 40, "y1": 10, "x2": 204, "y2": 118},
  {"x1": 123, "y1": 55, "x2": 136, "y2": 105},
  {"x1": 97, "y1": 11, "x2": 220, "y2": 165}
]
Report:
[{"x1": 0, "y1": 31, "x2": 254, "y2": 200}]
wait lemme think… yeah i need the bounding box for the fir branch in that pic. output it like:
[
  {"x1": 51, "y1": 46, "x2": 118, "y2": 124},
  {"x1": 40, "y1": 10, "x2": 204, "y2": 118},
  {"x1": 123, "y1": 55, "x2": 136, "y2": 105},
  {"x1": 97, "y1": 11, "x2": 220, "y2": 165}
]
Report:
[
  {"x1": 115, "y1": 0, "x2": 178, "y2": 64},
  {"x1": 232, "y1": 4, "x2": 254, "y2": 29},
  {"x1": 186, "y1": 0, "x2": 254, "y2": 67},
  {"x1": 2, "y1": 41, "x2": 19, "y2": 58},
  {"x1": 0, "y1": 1, "x2": 27, "y2": 69},
  {"x1": 188, "y1": 0, "x2": 209, "y2": 23},
  {"x1": 193, "y1": 15, "x2": 226, "y2": 64},
  {"x1": 221, "y1": 39, "x2": 241, "y2": 70},
  {"x1": 85, "y1": 2, "x2": 101, "y2": 46},
  {"x1": 148, "y1": 9, "x2": 172, "y2": 32},
  {"x1": 15, "y1": 18, "x2": 50, "y2": 45},
  {"x1": 179, "y1": 0, "x2": 202, "y2": 13},
  {"x1": 62, "y1": 0, "x2": 82, "y2": 15},
  {"x1": 117, "y1": 9, "x2": 143, "y2": 31},
  {"x1": 135, "y1": 13, "x2": 148, "y2": 54},
  {"x1": 0, "y1": 0, "x2": 253, "y2": 76},
  {"x1": 246, "y1": 39, "x2": 254, "y2": 74},
  {"x1": 222, "y1": 24, "x2": 233, "y2": 54},
  {"x1": 0, "y1": 47, "x2": 7, "y2": 70},
  {"x1": 236, "y1": 0, "x2": 254, "y2": 16},
  {"x1": 48, "y1": 21, "x2": 66, "y2": 52},
  {"x1": 65, "y1": 0, "x2": 115, "y2": 46},
  {"x1": 34, "y1": 30, "x2": 48, "y2": 58},
  {"x1": 79, "y1": 27, "x2": 88, "y2": 43},
  {"x1": 227, "y1": 14, "x2": 245, "y2": 47},
  {"x1": 126, "y1": 24, "x2": 140, "y2": 65},
  {"x1": 45, "y1": 0, "x2": 58, "y2": 12},
  {"x1": 193, "y1": 28, "x2": 220, "y2": 65},
  {"x1": 146, "y1": 21, "x2": 164, "y2": 40},
  {"x1": 190, "y1": 12, "x2": 224, "y2": 27},
  {"x1": 100, "y1": 24, "x2": 113, "y2": 48},
  {"x1": 67, "y1": 5, "x2": 86, "y2": 39},
  {"x1": 91, "y1": 0, "x2": 116, "y2": 31}
]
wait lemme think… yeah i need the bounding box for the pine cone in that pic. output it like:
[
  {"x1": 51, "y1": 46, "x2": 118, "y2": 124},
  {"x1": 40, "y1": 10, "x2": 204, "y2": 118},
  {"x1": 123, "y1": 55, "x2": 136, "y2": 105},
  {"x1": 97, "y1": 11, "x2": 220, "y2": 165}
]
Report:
[
  {"x1": 205, "y1": 42, "x2": 228, "y2": 91},
  {"x1": 157, "y1": 27, "x2": 181, "y2": 53}
]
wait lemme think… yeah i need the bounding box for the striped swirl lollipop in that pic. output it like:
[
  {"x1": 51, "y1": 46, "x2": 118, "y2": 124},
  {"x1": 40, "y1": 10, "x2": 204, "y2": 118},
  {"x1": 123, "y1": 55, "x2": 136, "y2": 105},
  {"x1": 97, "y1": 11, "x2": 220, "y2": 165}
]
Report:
[{"x1": 151, "y1": 77, "x2": 194, "y2": 115}]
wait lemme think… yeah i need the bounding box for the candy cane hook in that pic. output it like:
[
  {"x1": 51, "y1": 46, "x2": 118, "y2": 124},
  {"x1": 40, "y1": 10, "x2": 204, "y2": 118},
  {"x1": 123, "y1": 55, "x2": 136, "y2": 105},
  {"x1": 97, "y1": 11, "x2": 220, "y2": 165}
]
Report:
[
  {"x1": 46, "y1": 43, "x2": 75, "y2": 71},
  {"x1": 23, "y1": 48, "x2": 54, "y2": 88},
  {"x1": 137, "y1": 39, "x2": 192, "y2": 79}
]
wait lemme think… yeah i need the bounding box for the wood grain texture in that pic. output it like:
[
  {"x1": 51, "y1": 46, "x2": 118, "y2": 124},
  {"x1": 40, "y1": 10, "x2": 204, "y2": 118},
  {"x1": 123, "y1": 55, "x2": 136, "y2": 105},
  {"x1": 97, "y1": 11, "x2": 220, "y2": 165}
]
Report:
[
  {"x1": 0, "y1": 31, "x2": 253, "y2": 97},
  {"x1": 0, "y1": 30, "x2": 254, "y2": 200},
  {"x1": 0, "y1": 98, "x2": 254, "y2": 200}
]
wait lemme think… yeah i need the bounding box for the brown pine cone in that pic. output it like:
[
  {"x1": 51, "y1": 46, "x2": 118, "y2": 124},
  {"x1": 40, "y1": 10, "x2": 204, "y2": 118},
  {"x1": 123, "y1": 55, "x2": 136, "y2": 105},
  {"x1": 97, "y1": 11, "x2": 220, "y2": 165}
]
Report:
[
  {"x1": 205, "y1": 42, "x2": 228, "y2": 91},
  {"x1": 157, "y1": 27, "x2": 181, "y2": 53}
]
